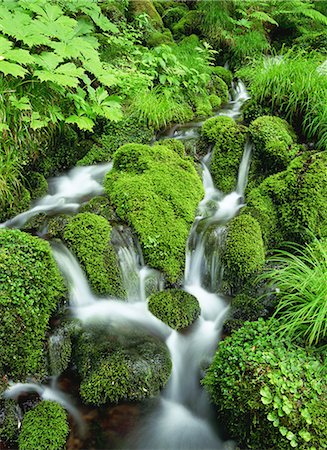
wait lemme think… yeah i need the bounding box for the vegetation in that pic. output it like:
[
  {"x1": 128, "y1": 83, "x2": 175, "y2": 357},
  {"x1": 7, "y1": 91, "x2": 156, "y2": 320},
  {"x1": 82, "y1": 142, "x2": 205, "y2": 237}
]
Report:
[
  {"x1": 18, "y1": 401, "x2": 69, "y2": 450},
  {"x1": 105, "y1": 143, "x2": 203, "y2": 282},
  {"x1": 73, "y1": 327, "x2": 172, "y2": 405},
  {"x1": 148, "y1": 289, "x2": 200, "y2": 330},
  {"x1": 259, "y1": 239, "x2": 327, "y2": 347},
  {"x1": 64, "y1": 212, "x2": 124, "y2": 297},
  {"x1": 203, "y1": 319, "x2": 327, "y2": 450},
  {"x1": 0, "y1": 229, "x2": 65, "y2": 378}
]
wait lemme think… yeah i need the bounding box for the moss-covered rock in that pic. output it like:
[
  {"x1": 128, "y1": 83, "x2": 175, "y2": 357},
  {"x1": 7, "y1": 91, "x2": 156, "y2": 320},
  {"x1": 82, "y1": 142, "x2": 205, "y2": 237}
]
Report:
[
  {"x1": 129, "y1": 0, "x2": 163, "y2": 28},
  {"x1": 241, "y1": 98, "x2": 271, "y2": 125},
  {"x1": 221, "y1": 214, "x2": 265, "y2": 293},
  {"x1": 0, "y1": 186, "x2": 30, "y2": 223},
  {"x1": 249, "y1": 115, "x2": 297, "y2": 175},
  {"x1": 209, "y1": 76, "x2": 229, "y2": 104},
  {"x1": 156, "y1": 139, "x2": 185, "y2": 157},
  {"x1": 209, "y1": 94, "x2": 222, "y2": 110},
  {"x1": 146, "y1": 28, "x2": 174, "y2": 47},
  {"x1": 194, "y1": 95, "x2": 213, "y2": 118},
  {"x1": 105, "y1": 143, "x2": 203, "y2": 282},
  {"x1": 64, "y1": 212, "x2": 124, "y2": 298},
  {"x1": 201, "y1": 116, "x2": 247, "y2": 192},
  {"x1": 172, "y1": 10, "x2": 201, "y2": 37},
  {"x1": 77, "y1": 116, "x2": 154, "y2": 166},
  {"x1": 148, "y1": 289, "x2": 200, "y2": 330},
  {"x1": 0, "y1": 229, "x2": 65, "y2": 378},
  {"x1": 79, "y1": 196, "x2": 117, "y2": 222},
  {"x1": 18, "y1": 401, "x2": 69, "y2": 450},
  {"x1": 73, "y1": 328, "x2": 172, "y2": 405},
  {"x1": 203, "y1": 319, "x2": 327, "y2": 450},
  {"x1": 27, "y1": 172, "x2": 48, "y2": 200},
  {"x1": 46, "y1": 214, "x2": 70, "y2": 239},
  {"x1": 211, "y1": 66, "x2": 233, "y2": 87},
  {"x1": 162, "y1": 5, "x2": 188, "y2": 29},
  {"x1": 223, "y1": 293, "x2": 266, "y2": 334},
  {"x1": 246, "y1": 152, "x2": 327, "y2": 246},
  {"x1": 48, "y1": 327, "x2": 72, "y2": 377}
]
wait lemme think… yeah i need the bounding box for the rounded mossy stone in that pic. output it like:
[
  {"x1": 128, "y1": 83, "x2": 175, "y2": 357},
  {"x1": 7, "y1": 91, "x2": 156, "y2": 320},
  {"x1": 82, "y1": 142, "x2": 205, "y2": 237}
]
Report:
[
  {"x1": 148, "y1": 289, "x2": 200, "y2": 330},
  {"x1": 209, "y1": 76, "x2": 229, "y2": 104},
  {"x1": 64, "y1": 212, "x2": 124, "y2": 298},
  {"x1": 222, "y1": 214, "x2": 265, "y2": 292},
  {"x1": 246, "y1": 152, "x2": 327, "y2": 245},
  {"x1": 209, "y1": 94, "x2": 222, "y2": 110},
  {"x1": 172, "y1": 11, "x2": 201, "y2": 37},
  {"x1": 162, "y1": 5, "x2": 188, "y2": 29},
  {"x1": 129, "y1": 0, "x2": 163, "y2": 28},
  {"x1": 79, "y1": 196, "x2": 117, "y2": 222},
  {"x1": 18, "y1": 401, "x2": 69, "y2": 450},
  {"x1": 211, "y1": 66, "x2": 233, "y2": 86},
  {"x1": 202, "y1": 116, "x2": 247, "y2": 192},
  {"x1": 194, "y1": 95, "x2": 213, "y2": 118},
  {"x1": 105, "y1": 143, "x2": 203, "y2": 282},
  {"x1": 241, "y1": 98, "x2": 271, "y2": 125},
  {"x1": 249, "y1": 115, "x2": 297, "y2": 175},
  {"x1": 156, "y1": 139, "x2": 185, "y2": 157},
  {"x1": 0, "y1": 229, "x2": 65, "y2": 378},
  {"x1": 46, "y1": 214, "x2": 70, "y2": 239},
  {"x1": 146, "y1": 29, "x2": 174, "y2": 47},
  {"x1": 203, "y1": 319, "x2": 327, "y2": 450},
  {"x1": 73, "y1": 328, "x2": 172, "y2": 405}
]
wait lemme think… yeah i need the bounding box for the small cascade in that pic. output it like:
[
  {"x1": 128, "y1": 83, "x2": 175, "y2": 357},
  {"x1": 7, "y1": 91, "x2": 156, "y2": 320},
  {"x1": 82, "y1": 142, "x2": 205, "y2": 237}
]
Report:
[
  {"x1": 0, "y1": 163, "x2": 112, "y2": 229},
  {"x1": 236, "y1": 141, "x2": 252, "y2": 196}
]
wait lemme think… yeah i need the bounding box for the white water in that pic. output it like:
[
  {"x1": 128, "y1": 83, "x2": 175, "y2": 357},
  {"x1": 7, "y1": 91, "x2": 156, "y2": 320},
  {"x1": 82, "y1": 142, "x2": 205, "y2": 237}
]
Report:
[
  {"x1": 2, "y1": 80, "x2": 251, "y2": 449},
  {"x1": 0, "y1": 163, "x2": 112, "y2": 229}
]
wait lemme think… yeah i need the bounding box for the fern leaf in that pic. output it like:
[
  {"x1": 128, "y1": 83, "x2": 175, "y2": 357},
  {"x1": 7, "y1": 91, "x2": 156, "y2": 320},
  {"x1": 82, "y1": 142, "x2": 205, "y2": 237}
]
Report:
[
  {"x1": 33, "y1": 52, "x2": 63, "y2": 71},
  {"x1": 65, "y1": 114, "x2": 94, "y2": 131},
  {"x1": 0, "y1": 60, "x2": 27, "y2": 77},
  {"x1": 6, "y1": 49, "x2": 34, "y2": 65},
  {"x1": 250, "y1": 11, "x2": 279, "y2": 26}
]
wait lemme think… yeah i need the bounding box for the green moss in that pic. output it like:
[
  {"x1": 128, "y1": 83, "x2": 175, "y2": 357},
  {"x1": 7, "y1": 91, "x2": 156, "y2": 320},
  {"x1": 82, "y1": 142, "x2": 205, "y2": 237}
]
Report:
[
  {"x1": 129, "y1": 0, "x2": 163, "y2": 28},
  {"x1": 77, "y1": 116, "x2": 153, "y2": 166},
  {"x1": 48, "y1": 327, "x2": 72, "y2": 377},
  {"x1": 18, "y1": 401, "x2": 69, "y2": 450},
  {"x1": 203, "y1": 319, "x2": 327, "y2": 450},
  {"x1": 194, "y1": 95, "x2": 213, "y2": 118},
  {"x1": 156, "y1": 139, "x2": 185, "y2": 157},
  {"x1": 46, "y1": 215, "x2": 70, "y2": 239},
  {"x1": 172, "y1": 11, "x2": 201, "y2": 37},
  {"x1": 246, "y1": 152, "x2": 327, "y2": 245},
  {"x1": 0, "y1": 230, "x2": 65, "y2": 378},
  {"x1": 162, "y1": 5, "x2": 188, "y2": 29},
  {"x1": 222, "y1": 214, "x2": 265, "y2": 292},
  {"x1": 27, "y1": 172, "x2": 48, "y2": 200},
  {"x1": 64, "y1": 212, "x2": 124, "y2": 298},
  {"x1": 223, "y1": 293, "x2": 266, "y2": 334},
  {"x1": 249, "y1": 115, "x2": 297, "y2": 175},
  {"x1": 146, "y1": 29, "x2": 173, "y2": 47},
  {"x1": 209, "y1": 76, "x2": 229, "y2": 104},
  {"x1": 105, "y1": 144, "x2": 203, "y2": 282},
  {"x1": 241, "y1": 99, "x2": 271, "y2": 125},
  {"x1": 73, "y1": 328, "x2": 172, "y2": 405},
  {"x1": 202, "y1": 116, "x2": 247, "y2": 192},
  {"x1": 209, "y1": 94, "x2": 222, "y2": 110},
  {"x1": 148, "y1": 289, "x2": 200, "y2": 330},
  {"x1": 0, "y1": 186, "x2": 30, "y2": 223},
  {"x1": 211, "y1": 66, "x2": 233, "y2": 86},
  {"x1": 0, "y1": 399, "x2": 17, "y2": 442},
  {"x1": 79, "y1": 196, "x2": 117, "y2": 222}
]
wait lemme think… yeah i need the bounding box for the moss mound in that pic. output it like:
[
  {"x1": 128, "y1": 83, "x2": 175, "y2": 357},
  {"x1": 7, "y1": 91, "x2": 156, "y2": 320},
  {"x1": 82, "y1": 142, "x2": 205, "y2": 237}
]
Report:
[
  {"x1": 223, "y1": 293, "x2": 267, "y2": 334},
  {"x1": 211, "y1": 66, "x2": 233, "y2": 87},
  {"x1": 148, "y1": 289, "x2": 200, "y2": 330},
  {"x1": 18, "y1": 401, "x2": 69, "y2": 450},
  {"x1": 79, "y1": 196, "x2": 117, "y2": 222},
  {"x1": 105, "y1": 143, "x2": 203, "y2": 282},
  {"x1": 156, "y1": 138, "x2": 185, "y2": 157},
  {"x1": 246, "y1": 152, "x2": 327, "y2": 246},
  {"x1": 210, "y1": 76, "x2": 229, "y2": 104},
  {"x1": 73, "y1": 328, "x2": 172, "y2": 405},
  {"x1": 249, "y1": 115, "x2": 297, "y2": 175},
  {"x1": 64, "y1": 212, "x2": 124, "y2": 297},
  {"x1": 201, "y1": 116, "x2": 247, "y2": 192},
  {"x1": 222, "y1": 214, "x2": 265, "y2": 292},
  {"x1": 203, "y1": 319, "x2": 327, "y2": 450},
  {"x1": 0, "y1": 229, "x2": 65, "y2": 378}
]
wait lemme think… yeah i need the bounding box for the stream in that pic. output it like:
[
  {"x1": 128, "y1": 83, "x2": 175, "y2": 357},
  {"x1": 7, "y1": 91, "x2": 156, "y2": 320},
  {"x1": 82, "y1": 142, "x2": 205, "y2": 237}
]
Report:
[{"x1": 2, "y1": 81, "x2": 250, "y2": 450}]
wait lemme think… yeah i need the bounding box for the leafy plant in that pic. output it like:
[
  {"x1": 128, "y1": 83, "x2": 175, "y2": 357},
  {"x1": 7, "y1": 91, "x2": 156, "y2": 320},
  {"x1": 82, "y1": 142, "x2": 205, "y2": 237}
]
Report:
[{"x1": 259, "y1": 239, "x2": 327, "y2": 347}]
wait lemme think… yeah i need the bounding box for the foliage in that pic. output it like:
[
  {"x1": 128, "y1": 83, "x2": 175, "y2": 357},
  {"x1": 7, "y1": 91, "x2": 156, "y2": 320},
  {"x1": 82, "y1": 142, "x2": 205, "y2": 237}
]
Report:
[
  {"x1": 64, "y1": 212, "x2": 124, "y2": 297},
  {"x1": 238, "y1": 52, "x2": 327, "y2": 149},
  {"x1": 246, "y1": 152, "x2": 327, "y2": 245},
  {"x1": 105, "y1": 143, "x2": 203, "y2": 282},
  {"x1": 73, "y1": 327, "x2": 172, "y2": 405},
  {"x1": 203, "y1": 319, "x2": 327, "y2": 449},
  {"x1": 201, "y1": 116, "x2": 247, "y2": 192},
  {"x1": 222, "y1": 214, "x2": 265, "y2": 292},
  {"x1": 148, "y1": 289, "x2": 200, "y2": 330},
  {"x1": 259, "y1": 239, "x2": 327, "y2": 347},
  {"x1": 18, "y1": 401, "x2": 69, "y2": 450},
  {"x1": 0, "y1": 229, "x2": 65, "y2": 378},
  {"x1": 0, "y1": 0, "x2": 123, "y2": 132},
  {"x1": 249, "y1": 115, "x2": 297, "y2": 175},
  {"x1": 77, "y1": 115, "x2": 154, "y2": 166}
]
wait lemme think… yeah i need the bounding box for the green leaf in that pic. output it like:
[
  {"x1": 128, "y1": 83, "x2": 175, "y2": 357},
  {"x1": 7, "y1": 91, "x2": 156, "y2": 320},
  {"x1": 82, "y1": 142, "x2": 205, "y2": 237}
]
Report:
[
  {"x1": 30, "y1": 111, "x2": 49, "y2": 130},
  {"x1": 299, "y1": 430, "x2": 311, "y2": 443},
  {"x1": 300, "y1": 408, "x2": 312, "y2": 425},
  {"x1": 65, "y1": 115, "x2": 94, "y2": 131},
  {"x1": 6, "y1": 48, "x2": 34, "y2": 65},
  {"x1": 279, "y1": 427, "x2": 288, "y2": 437},
  {"x1": 33, "y1": 52, "x2": 63, "y2": 71},
  {"x1": 260, "y1": 386, "x2": 273, "y2": 404},
  {"x1": 9, "y1": 95, "x2": 31, "y2": 111},
  {"x1": 0, "y1": 60, "x2": 27, "y2": 77}
]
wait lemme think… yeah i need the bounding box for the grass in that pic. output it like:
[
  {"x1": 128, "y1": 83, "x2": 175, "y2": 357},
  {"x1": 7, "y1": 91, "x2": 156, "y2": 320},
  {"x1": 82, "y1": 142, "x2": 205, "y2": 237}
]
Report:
[
  {"x1": 238, "y1": 51, "x2": 327, "y2": 149},
  {"x1": 259, "y1": 239, "x2": 327, "y2": 347}
]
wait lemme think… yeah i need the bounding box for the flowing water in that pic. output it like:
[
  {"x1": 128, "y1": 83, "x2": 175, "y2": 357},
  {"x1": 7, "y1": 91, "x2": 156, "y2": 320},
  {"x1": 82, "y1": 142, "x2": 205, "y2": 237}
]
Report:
[{"x1": 2, "y1": 81, "x2": 251, "y2": 450}]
